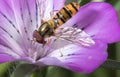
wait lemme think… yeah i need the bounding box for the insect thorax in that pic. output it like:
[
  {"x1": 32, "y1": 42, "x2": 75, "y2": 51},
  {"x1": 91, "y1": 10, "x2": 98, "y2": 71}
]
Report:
[{"x1": 38, "y1": 20, "x2": 56, "y2": 38}]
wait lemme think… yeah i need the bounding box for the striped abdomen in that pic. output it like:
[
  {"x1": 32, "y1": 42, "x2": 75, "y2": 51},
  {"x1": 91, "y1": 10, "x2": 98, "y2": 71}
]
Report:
[{"x1": 53, "y1": 2, "x2": 80, "y2": 26}]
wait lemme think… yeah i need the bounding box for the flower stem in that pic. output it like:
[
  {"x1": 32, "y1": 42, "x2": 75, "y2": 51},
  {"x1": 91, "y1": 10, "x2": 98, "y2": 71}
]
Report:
[{"x1": 31, "y1": 67, "x2": 48, "y2": 77}]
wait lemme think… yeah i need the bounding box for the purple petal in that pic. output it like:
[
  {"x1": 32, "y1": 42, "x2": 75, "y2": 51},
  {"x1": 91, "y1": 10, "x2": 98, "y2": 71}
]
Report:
[
  {"x1": 64, "y1": 2, "x2": 120, "y2": 43},
  {"x1": 0, "y1": 0, "x2": 38, "y2": 51},
  {"x1": 42, "y1": 0, "x2": 65, "y2": 20},
  {"x1": 36, "y1": 57, "x2": 64, "y2": 67},
  {"x1": 39, "y1": 0, "x2": 53, "y2": 20},
  {"x1": 0, "y1": 0, "x2": 21, "y2": 41},
  {"x1": 0, "y1": 33, "x2": 25, "y2": 56},
  {"x1": 53, "y1": 0, "x2": 65, "y2": 10},
  {"x1": 39, "y1": 40, "x2": 108, "y2": 73},
  {"x1": 0, "y1": 54, "x2": 15, "y2": 63},
  {"x1": 0, "y1": 44, "x2": 20, "y2": 60},
  {"x1": 0, "y1": 0, "x2": 37, "y2": 36},
  {"x1": 0, "y1": 44, "x2": 34, "y2": 63}
]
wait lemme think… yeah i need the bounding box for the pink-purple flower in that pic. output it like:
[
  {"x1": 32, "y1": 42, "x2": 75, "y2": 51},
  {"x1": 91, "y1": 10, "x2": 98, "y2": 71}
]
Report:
[{"x1": 0, "y1": 0, "x2": 120, "y2": 73}]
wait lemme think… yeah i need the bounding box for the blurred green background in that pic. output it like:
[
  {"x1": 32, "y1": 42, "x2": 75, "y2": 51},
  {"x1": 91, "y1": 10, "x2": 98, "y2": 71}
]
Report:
[{"x1": 0, "y1": 0, "x2": 120, "y2": 77}]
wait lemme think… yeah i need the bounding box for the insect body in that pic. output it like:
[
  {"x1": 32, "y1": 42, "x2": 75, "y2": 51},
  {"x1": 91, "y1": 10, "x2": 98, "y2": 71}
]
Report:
[{"x1": 33, "y1": 2, "x2": 80, "y2": 44}]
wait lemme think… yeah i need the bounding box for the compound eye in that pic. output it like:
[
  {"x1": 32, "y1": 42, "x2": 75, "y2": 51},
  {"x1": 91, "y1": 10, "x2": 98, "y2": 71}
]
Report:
[{"x1": 33, "y1": 30, "x2": 43, "y2": 43}]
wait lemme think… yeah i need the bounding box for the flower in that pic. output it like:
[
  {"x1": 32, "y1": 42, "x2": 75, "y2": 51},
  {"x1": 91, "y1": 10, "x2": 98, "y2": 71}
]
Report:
[{"x1": 0, "y1": 0, "x2": 120, "y2": 73}]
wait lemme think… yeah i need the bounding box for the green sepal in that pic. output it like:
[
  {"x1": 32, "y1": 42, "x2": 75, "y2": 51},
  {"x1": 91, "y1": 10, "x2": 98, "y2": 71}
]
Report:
[{"x1": 102, "y1": 59, "x2": 120, "y2": 70}]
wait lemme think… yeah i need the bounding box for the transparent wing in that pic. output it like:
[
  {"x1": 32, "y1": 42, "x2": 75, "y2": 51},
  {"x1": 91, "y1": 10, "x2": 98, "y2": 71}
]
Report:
[{"x1": 55, "y1": 27, "x2": 95, "y2": 47}]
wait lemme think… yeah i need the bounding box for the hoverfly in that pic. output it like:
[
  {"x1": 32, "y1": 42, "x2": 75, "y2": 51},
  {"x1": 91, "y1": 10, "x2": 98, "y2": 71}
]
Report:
[
  {"x1": 33, "y1": 1, "x2": 79, "y2": 44},
  {"x1": 33, "y1": 1, "x2": 95, "y2": 47}
]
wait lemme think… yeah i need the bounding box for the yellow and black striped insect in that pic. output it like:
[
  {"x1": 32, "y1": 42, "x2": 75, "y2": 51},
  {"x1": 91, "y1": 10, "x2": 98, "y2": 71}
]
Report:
[{"x1": 33, "y1": 2, "x2": 80, "y2": 44}]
